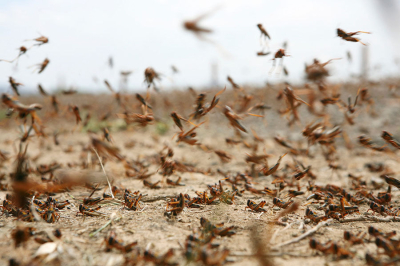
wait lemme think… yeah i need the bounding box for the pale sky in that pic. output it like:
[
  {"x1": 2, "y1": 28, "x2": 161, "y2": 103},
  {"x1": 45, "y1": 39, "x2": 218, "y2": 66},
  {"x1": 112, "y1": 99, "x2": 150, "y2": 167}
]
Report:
[{"x1": 0, "y1": 0, "x2": 399, "y2": 93}]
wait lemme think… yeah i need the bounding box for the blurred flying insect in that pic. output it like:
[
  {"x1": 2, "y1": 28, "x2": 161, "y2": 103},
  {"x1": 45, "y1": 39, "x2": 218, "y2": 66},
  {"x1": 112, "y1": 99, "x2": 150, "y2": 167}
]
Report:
[
  {"x1": 190, "y1": 87, "x2": 225, "y2": 120},
  {"x1": 37, "y1": 84, "x2": 48, "y2": 96},
  {"x1": 227, "y1": 76, "x2": 242, "y2": 90},
  {"x1": 358, "y1": 135, "x2": 389, "y2": 152},
  {"x1": 144, "y1": 67, "x2": 161, "y2": 92},
  {"x1": 2, "y1": 93, "x2": 42, "y2": 123},
  {"x1": 223, "y1": 105, "x2": 247, "y2": 133},
  {"x1": 136, "y1": 93, "x2": 152, "y2": 110},
  {"x1": 281, "y1": 86, "x2": 309, "y2": 125},
  {"x1": 0, "y1": 46, "x2": 28, "y2": 65},
  {"x1": 69, "y1": 105, "x2": 81, "y2": 125},
  {"x1": 381, "y1": 131, "x2": 400, "y2": 149},
  {"x1": 171, "y1": 111, "x2": 189, "y2": 131},
  {"x1": 171, "y1": 65, "x2": 179, "y2": 74},
  {"x1": 337, "y1": 28, "x2": 370, "y2": 45},
  {"x1": 270, "y1": 49, "x2": 289, "y2": 75},
  {"x1": 346, "y1": 51, "x2": 352, "y2": 63},
  {"x1": 256, "y1": 51, "x2": 270, "y2": 56},
  {"x1": 9, "y1": 77, "x2": 22, "y2": 96},
  {"x1": 257, "y1": 24, "x2": 271, "y2": 44},
  {"x1": 26, "y1": 35, "x2": 49, "y2": 46},
  {"x1": 183, "y1": 7, "x2": 230, "y2": 56},
  {"x1": 31, "y1": 58, "x2": 50, "y2": 74},
  {"x1": 176, "y1": 122, "x2": 204, "y2": 146},
  {"x1": 104, "y1": 80, "x2": 121, "y2": 106},
  {"x1": 347, "y1": 88, "x2": 360, "y2": 114},
  {"x1": 183, "y1": 8, "x2": 218, "y2": 40},
  {"x1": 261, "y1": 153, "x2": 287, "y2": 176}
]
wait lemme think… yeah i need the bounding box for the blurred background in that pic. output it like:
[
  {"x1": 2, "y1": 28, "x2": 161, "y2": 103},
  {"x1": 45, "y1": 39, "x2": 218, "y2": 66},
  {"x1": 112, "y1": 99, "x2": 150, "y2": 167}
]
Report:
[{"x1": 0, "y1": 0, "x2": 399, "y2": 93}]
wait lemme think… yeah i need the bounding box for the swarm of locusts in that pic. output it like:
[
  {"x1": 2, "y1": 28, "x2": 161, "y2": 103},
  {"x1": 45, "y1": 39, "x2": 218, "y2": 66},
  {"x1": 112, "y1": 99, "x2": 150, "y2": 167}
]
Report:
[{"x1": 2, "y1": 12, "x2": 400, "y2": 266}]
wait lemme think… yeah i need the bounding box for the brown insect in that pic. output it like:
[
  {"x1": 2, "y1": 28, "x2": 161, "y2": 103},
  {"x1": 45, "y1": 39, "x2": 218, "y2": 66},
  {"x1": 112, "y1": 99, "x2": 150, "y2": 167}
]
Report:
[
  {"x1": 144, "y1": 248, "x2": 177, "y2": 265},
  {"x1": 256, "y1": 51, "x2": 270, "y2": 56},
  {"x1": 124, "y1": 193, "x2": 143, "y2": 211},
  {"x1": 305, "y1": 58, "x2": 339, "y2": 82},
  {"x1": 347, "y1": 88, "x2": 360, "y2": 114},
  {"x1": 91, "y1": 135, "x2": 124, "y2": 160},
  {"x1": 245, "y1": 183, "x2": 266, "y2": 195},
  {"x1": 9, "y1": 77, "x2": 22, "y2": 96},
  {"x1": 183, "y1": 8, "x2": 219, "y2": 43},
  {"x1": 104, "y1": 80, "x2": 121, "y2": 106},
  {"x1": 117, "y1": 111, "x2": 155, "y2": 127},
  {"x1": 375, "y1": 236, "x2": 397, "y2": 258},
  {"x1": 293, "y1": 166, "x2": 310, "y2": 180},
  {"x1": 305, "y1": 208, "x2": 326, "y2": 223},
  {"x1": 27, "y1": 35, "x2": 49, "y2": 46},
  {"x1": 358, "y1": 135, "x2": 389, "y2": 152},
  {"x1": 144, "y1": 67, "x2": 161, "y2": 91},
  {"x1": 69, "y1": 105, "x2": 82, "y2": 124},
  {"x1": 143, "y1": 180, "x2": 161, "y2": 189},
  {"x1": 223, "y1": 105, "x2": 248, "y2": 133},
  {"x1": 176, "y1": 122, "x2": 204, "y2": 145},
  {"x1": 34, "y1": 229, "x2": 62, "y2": 244},
  {"x1": 104, "y1": 230, "x2": 138, "y2": 253},
  {"x1": 381, "y1": 131, "x2": 400, "y2": 150},
  {"x1": 245, "y1": 199, "x2": 267, "y2": 212},
  {"x1": 281, "y1": 86, "x2": 309, "y2": 125},
  {"x1": 166, "y1": 177, "x2": 185, "y2": 186},
  {"x1": 214, "y1": 150, "x2": 232, "y2": 163},
  {"x1": 384, "y1": 175, "x2": 400, "y2": 189},
  {"x1": 61, "y1": 88, "x2": 78, "y2": 95},
  {"x1": 309, "y1": 238, "x2": 354, "y2": 258},
  {"x1": 261, "y1": 153, "x2": 287, "y2": 176},
  {"x1": 34, "y1": 58, "x2": 50, "y2": 74},
  {"x1": 41, "y1": 201, "x2": 60, "y2": 223},
  {"x1": 77, "y1": 204, "x2": 105, "y2": 217},
  {"x1": 171, "y1": 111, "x2": 188, "y2": 131},
  {"x1": 343, "y1": 231, "x2": 365, "y2": 245},
  {"x1": 227, "y1": 76, "x2": 241, "y2": 90},
  {"x1": 337, "y1": 28, "x2": 370, "y2": 45},
  {"x1": 191, "y1": 87, "x2": 225, "y2": 120},
  {"x1": 37, "y1": 84, "x2": 48, "y2": 96},
  {"x1": 273, "y1": 197, "x2": 293, "y2": 209},
  {"x1": 270, "y1": 49, "x2": 289, "y2": 72},
  {"x1": 367, "y1": 201, "x2": 387, "y2": 216},
  {"x1": 200, "y1": 217, "x2": 236, "y2": 237},
  {"x1": 83, "y1": 186, "x2": 104, "y2": 206},
  {"x1": 287, "y1": 190, "x2": 305, "y2": 199},
  {"x1": 0, "y1": 46, "x2": 28, "y2": 64},
  {"x1": 368, "y1": 226, "x2": 396, "y2": 239},
  {"x1": 136, "y1": 93, "x2": 152, "y2": 110},
  {"x1": 257, "y1": 23, "x2": 271, "y2": 40},
  {"x1": 166, "y1": 193, "x2": 185, "y2": 216},
  {"x1": 11, "y1": 226, "x2": 35, "y2": 247},
  {"x1": 51, "y1": 95, "x2": 59, "y2": 114},
  {"x1": 245, "y1": 153, "x2": 269, "y2": 164},
  {"x1": 200, "y1": 247, "x2": 230, "y2": 265},
  {"x1": 2, "y1": 93, "x2": 42, "y2": 122}
]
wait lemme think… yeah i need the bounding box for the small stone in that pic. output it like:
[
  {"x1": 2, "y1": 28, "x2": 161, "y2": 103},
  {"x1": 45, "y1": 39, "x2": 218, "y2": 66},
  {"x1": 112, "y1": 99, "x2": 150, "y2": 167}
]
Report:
[
  {"x1": 273, "y1": 207, "x2": 280, "y2": 211},
  {"x1": 304, "y1": 218, "x2": 311, "y2": 224}
]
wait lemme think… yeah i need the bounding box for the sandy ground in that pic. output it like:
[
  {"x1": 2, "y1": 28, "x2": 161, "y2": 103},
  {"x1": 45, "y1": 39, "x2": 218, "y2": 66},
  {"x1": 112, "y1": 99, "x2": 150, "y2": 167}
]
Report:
[{"x1": 1, "y1": 85, "x2": 400, "y2": 266}]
